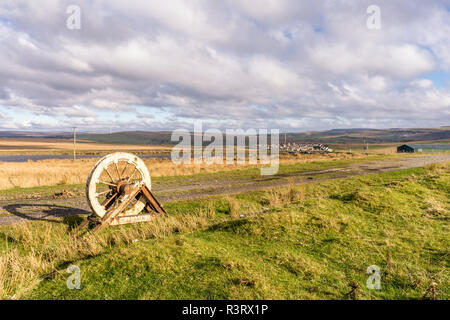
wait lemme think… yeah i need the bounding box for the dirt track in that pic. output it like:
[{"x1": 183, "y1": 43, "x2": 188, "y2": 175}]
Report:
[{"x1": 0, "y1": 154, "x2": 449, "y2": 226}]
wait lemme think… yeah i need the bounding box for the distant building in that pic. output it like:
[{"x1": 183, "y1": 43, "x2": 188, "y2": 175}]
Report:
[
  {"x1": 277, "y1": 143, "x2": 332, "y2": 153},
  {"x1": 397, "y1": 144, "x2": 450, "y2": 153},
  {"x1": 397, "y1": 144, "x2": 415, "y2": 153}
]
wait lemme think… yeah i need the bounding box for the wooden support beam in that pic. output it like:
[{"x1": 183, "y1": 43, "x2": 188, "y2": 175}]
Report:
[
  {"x1": 74, "y1": 182, "x2": 166, "y2": 234},
  {"x1": 92, "y1": 182, "x2": 145, "y2": 233},
  {"x1": 141, "y1": 184, "x2": 166, "y2": 214},
  {"x1": 75, "y1": 182, "x2": 166, "y2": 236},
  {"x1": 109, "y1": 213, "x2": 159, "y2": 226}
]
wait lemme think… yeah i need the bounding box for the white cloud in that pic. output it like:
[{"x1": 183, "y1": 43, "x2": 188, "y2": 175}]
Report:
[
  {"x1": 409, "y1": 79, "x2": 434, "y2": 89},
  {"x1": 0, "y1": 0, "x2": 448, "y2": 131}
]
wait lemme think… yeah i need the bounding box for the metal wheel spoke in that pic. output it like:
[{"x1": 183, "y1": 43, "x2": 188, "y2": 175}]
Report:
[
  {"x1": 98, "y1": 180, "x2": 116, "y2": 187},
  {"x1": 96, "y1": 189, "x2": 111, "y2": 196},
  {"x1": 121, "y1": 162, "x2": 129, "y2": 177},
  {"x1": 127, "y1": 167, "x2": 137, "y2": 182},
  {"x1": 114, "y1": 162, "x2": 121, "y2": 180},
  {"x1": 104, "y1": 167, "x2": 115, "y2": 182}
]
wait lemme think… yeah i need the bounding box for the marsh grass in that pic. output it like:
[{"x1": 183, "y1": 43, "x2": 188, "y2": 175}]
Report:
[
  {"x1": 266, "y1": 182, "x2": 307, "y2": 207},
  {"x1": 206, "y1": 201, "x2": 216, "y2": 219},
  {"x1": 226, "y1": 197, "x2": 241, "y2": 219},
  {"x1": 0, "y1": 152, "x2": 363, "y2": 190}
]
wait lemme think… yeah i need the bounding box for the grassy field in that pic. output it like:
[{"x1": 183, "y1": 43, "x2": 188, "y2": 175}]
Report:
[{"x1": 0, "y1": 161, "x2": 448, "y2": 299}]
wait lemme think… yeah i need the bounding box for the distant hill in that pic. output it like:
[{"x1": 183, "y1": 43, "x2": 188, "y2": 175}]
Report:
[
  {"x1": 1, "y1": 127, "x2": 449, "y2": 145},
  {"x1": 79, "y1": 131, "x2": 173, "y2": 145},
  {"x1": 0, "y1": 131, "x2": 72, "y2": 139},
  {"x1": 287, "y1": 127, "x2": 450, "y2": 144},
  {"x1": 79, "y1": 127, "x2": 450, "y2": 145}
]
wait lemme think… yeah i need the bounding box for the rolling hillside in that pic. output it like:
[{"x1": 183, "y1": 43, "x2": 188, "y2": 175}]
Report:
[
  {"x1": 1, "y1": 127, "x2": 449, "y2": 146},
  {"x1": 81, "y1": 127, "x2": 450, "y2": 145},
  {"x1": 82, "y1": 127, "x2": 450, "y2": 145}
]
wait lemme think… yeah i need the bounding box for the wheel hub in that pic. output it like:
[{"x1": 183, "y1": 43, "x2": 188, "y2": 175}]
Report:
[{"x1": 116, "y1": 179, "x2": 135, "y2": 195}]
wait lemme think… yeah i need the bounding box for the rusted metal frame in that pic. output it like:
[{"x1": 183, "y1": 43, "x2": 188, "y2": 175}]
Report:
[
  {"x1": 72, "y1": 218, "x2": 90, "y2": 235},
  {"x1": 102, "y1": 192, "x2": 118, "y2": 209},
  {"x1": 72, "y1": 214, "x2": 102, "y2": 236},
  {"x1": 145, "y1": 202, "x2": 157, "y2": 212},
  {"x1": 92, "y1": 182, "x2": 145, "y2": 233},
  {"x1": 140, "y1": 185, "x2": 166, "y2": 214},
  {"x1": 76, "y1": 180, "x2": 166, "y2": 235}
]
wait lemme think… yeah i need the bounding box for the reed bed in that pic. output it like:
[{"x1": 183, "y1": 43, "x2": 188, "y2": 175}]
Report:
[{"x1": 0, "y1": 153, "x2": 357, "y2": 190}]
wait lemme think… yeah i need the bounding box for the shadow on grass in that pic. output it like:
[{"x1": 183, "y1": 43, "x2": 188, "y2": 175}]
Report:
[
  {"x1": 3, "y1": 203, "x2": 89, "y2": 228},
  {"x1": 207, "y1": 219, "x2": 250, "y2": 232}
]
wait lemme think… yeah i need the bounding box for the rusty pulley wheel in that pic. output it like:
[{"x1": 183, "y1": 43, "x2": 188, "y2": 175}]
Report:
[{"x1": 85, "y1": 152, "x2": 151, "y2": 218}]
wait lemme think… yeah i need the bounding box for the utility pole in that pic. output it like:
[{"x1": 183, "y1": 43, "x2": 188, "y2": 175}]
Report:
[
  {"x1": 73, "y1": 127, "x2": 77, "y2": 161},
  {"x1": 363, "y1": 139, "x2": 368, "y2": 155}
]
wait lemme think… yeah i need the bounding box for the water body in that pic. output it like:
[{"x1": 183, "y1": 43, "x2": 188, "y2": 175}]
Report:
[{"x1": 0, "y1": 153, "x2": 170, "y2": 162}]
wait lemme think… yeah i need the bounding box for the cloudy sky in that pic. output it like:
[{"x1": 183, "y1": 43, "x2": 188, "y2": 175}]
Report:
[{"x1": 0, "y1": 0, "x2": 449, "y2": 132}]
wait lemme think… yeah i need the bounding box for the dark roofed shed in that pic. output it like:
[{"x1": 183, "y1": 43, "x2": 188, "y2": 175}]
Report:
[{"x1": 397, "y1": 145, "x2": 415, "y2": 153}]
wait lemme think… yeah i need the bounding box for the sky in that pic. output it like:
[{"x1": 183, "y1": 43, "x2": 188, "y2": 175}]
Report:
[{"x1": 0, "y1": 0, "x2": 449, "y2": 132}]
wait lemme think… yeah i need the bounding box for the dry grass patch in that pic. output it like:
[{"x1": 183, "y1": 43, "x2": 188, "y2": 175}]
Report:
[
  {"x1": 266, "y1": 183, "x2": 306, "y2": 207},
  {"x1": 226, "y1": 197, "x2": 241, "y2": 219},
  {"x1": 0, "y1": 152, "x2": 359, "y2": 190}
]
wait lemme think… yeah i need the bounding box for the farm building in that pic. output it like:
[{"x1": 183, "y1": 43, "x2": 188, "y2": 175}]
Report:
[
  {"x1": 397, "y1": 144, "x2": 450, "y2": 153},
  {"x1": 397, "y1": 144, "x2": 415, "y2": 153}
]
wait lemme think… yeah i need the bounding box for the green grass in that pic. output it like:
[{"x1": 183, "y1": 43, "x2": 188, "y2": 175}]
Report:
[
  {"x1": 0, "y1": 184, "x2": 84, "y2": 200},
  {"x1": 1, "y1": 162, "x2": 448, "y2": 300}
]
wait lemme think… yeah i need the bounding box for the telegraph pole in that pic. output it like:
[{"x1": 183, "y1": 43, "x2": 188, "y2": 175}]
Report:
[
  {"x1": 73, "y1": 127, "x2": 77, "y2": 161},
  {"x1": 364, "y1": 139, "x2": 368, "y2": 155}
]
